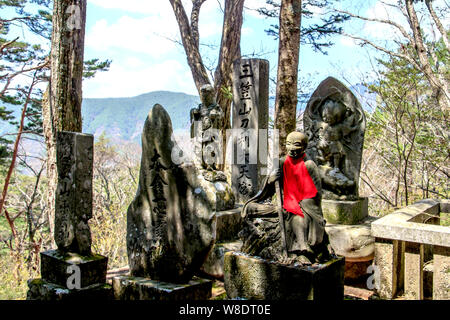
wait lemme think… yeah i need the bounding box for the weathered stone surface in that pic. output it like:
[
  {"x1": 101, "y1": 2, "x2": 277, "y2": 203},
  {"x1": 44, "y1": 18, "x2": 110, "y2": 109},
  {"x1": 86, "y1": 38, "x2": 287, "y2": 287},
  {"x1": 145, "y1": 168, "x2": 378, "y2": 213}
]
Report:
[
  {"x1": 325, "y1": 216, "x2": 376, "y2": 259},
  {"x1": 344, "y1": 259, "x2": 373, "y2": 281},
  {"x1": 27, "y1": 279, "x2": 112, "y2": 300},
  {"x1": 127, "y1": 104, "x2": 219, "y2": 283},
  {"x1": 372, "y1": 199, "x2": 449, "y2": 247},
  {"x1": 440, "y1": 199, "x2": 450, "y2": 213},
  {"x1": 201, "y1": 241, "x2": 242, "y2": 279},
  {"x1": 374, "y1": 238, "x2": 404, "y2": 299},
  {"x1": 304, "y1": 77, "x2": 366, "y2": 200},
  {"x1": 232, "y1": 59, "x2": 269, "y2": 204},
  {"x1": 224, "y1": 251, "x2": 345, "y2": 300},
  {"x1": 404, "y1": 242, "x2": 424, "y2": 300},
  {"x1": 433, "y1": 245, "x2": 450, "y2": 300},
  {"x1": 216, "y1": 207, "x2": 243, "y2": 242},
  {"x1": 40, "y1": 249, "x2": 108, "y2": 289},
  {"x1": 55, "y1": 131, "x2": 94, "y2": 255},
  {"x1": 322, "y1": 198, "x2": 368, "y2": 225},
  {"x1": 112, "y1": 276, "x2": 212, "y2": 300}
]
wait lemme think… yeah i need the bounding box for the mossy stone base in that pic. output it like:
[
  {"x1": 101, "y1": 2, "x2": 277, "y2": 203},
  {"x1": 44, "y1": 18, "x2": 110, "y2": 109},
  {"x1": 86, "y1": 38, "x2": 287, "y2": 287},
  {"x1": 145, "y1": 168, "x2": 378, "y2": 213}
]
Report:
[
  {"x1": 27, "y1": 279, "x2": 113, "y2": 300},
  {"x1": 40, "y1": 249, "x2": 108, "y2": 288},
  {"x1": 112, "y1": 276, "x2": 213, "y2": 300},
  {"x1": 224, "y1": 251, "x2": 345, "y2": 300},
  {"x1": 322, "y1": 198, "x2": 368, "y2": 225}
]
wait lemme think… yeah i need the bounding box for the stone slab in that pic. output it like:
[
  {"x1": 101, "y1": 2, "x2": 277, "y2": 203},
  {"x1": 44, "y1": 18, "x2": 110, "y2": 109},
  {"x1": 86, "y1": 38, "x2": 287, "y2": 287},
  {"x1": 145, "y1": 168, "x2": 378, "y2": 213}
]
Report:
[
  {"x1": 112, "y1": 276, "x2": 213, "y2": 300},
  {"x1": 224, "y1": 251, "x2": 345, "y2": 300},
  {"x1": 372, "y1": 199, "x2": 449, "y2": 247},
  {"x1": 322, "y1": 198, "x2": 368, "y2": 225},
  {"x1": 27, "y1": 279, "x2": 112, "y2": 300},
  {"x1": 215, "y1": 206, "x2": 243, "y2": 242},
  {"x1": 201, "y1": 241, "x2": 242, "y2": 279},
  {"x1": 40, "y1": 249, "x2": 108, "y2": 289}
]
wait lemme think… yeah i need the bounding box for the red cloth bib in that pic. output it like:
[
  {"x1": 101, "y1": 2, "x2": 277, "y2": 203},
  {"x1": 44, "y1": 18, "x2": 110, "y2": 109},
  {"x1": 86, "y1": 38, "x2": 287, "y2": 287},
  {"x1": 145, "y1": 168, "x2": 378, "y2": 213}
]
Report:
[{"x1": 282, "y1": 155, "x2": 318, "y2": 217}]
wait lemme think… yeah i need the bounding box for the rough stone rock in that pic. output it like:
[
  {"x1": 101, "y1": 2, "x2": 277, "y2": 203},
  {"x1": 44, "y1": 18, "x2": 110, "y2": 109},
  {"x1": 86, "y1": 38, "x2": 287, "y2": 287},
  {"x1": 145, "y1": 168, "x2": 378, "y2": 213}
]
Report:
[
  {"x1": 215, "y1": 207, "x2": 243, "y2": 242},
  {"x1": 112, "y1": 276, "x2": 213, "y2": 300},
  {"x1": 224, "y1": 251, "x2": 345, "y2": 300},
  {"x1": 201, "y1": 241, "x2": 242, "y2": 279},
  {"x1": 322, "y1": 198, "x2": 368, "y2": 225},
  {"x1": 127, "y1": 104, "x2": 229, "y2": 283},
  {"x1": 325, "y1": 216, "x2": 377, "y2": 259}
]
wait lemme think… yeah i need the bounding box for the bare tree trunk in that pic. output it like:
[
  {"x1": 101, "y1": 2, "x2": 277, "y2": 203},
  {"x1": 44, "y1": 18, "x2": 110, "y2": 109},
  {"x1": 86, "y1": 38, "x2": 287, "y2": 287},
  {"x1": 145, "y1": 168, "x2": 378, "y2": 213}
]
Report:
[
  {"x1": 274, "y1": 0, "x2": 302, "y2": 157},
  {"x1": 404, "y1": 0, "x2": 448, "y2": 110},
  {"x1": 169, "y1": 0, "x2": 244, "y2": 168},
  {"x1": 214, "y1": 0, "x2": 244, "y2": 169},
  {"x1": 168, "y1": 0, "x2": 211, "y2": 91},
  {"x1": 42, "y1": 0, "x2": 87, "y2": 245}
]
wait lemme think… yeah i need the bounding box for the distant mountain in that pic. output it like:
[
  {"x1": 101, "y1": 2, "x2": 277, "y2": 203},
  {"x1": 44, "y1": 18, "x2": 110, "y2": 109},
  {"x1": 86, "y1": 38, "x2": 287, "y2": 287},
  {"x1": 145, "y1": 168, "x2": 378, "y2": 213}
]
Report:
[{"x1": 82, "y1": 91, "x2": 200, "y2": 143}]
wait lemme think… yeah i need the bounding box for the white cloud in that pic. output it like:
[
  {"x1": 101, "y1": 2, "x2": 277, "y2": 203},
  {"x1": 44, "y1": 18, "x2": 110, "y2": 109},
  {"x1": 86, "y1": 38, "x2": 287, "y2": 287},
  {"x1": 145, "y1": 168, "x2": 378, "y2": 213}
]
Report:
[
  {"x1": 88, "y1": 0, "x2": 174, "y2": 16},
  {"x1": 86, "y1": 16, "x2": 179, "y2": 56},
  {"x1": 363, "y1": 0, "x2": 408, "y2": 41},
  {"x1": 83, "y1": 59, "x2": 198, "y2": 98}
]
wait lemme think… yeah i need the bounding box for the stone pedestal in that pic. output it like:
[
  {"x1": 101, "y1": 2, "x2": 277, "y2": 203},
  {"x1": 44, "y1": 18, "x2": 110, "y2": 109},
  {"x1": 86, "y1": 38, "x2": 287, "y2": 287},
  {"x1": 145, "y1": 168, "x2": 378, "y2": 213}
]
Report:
[
  {"x1": 112, "y1": 276, "x2": 213, "y2": 300},
  {"x1": 224, "y1": 251, "x2": 345, "y2": 300},
  {"x1": 27, "y1": 249, "x2": 109, "y2": 300},
  {"x1": 322, "y1": 198, "x2": 368, "y2": 225},
  {"x1": 40, "y1": 249, "x2": 108, "y2": 288},
  {"x1": 326, "y1": 216, "x2": 376, "y2": 281}
]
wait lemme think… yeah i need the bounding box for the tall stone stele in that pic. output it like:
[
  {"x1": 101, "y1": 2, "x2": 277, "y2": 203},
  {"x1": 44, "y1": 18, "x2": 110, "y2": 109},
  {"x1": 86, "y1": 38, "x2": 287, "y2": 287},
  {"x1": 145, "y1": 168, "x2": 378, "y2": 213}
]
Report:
[
  {"x1": 28, "y1": 132, "x2": 110, "y2": 300},
  {"x1": 125, "y1": 104, "x2": 234, "y2": 291}
]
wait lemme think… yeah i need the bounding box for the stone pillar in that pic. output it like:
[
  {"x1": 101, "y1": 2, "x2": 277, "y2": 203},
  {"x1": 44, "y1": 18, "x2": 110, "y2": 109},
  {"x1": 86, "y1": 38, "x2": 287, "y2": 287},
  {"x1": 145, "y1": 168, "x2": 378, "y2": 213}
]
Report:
[
  {"x1": 231, "y1": 59, "x2": 269, "y2": 204},
  {"x1": 28, "y1": 132, "x2": 110, "y2": 300},
  {"x1": 374, "y1": 238, "x2": 404, "y2": 299},
  {"x1": 55, "y1": 132, "x2": 94, "y2": 255},
  {"x1": 433, "y1": 245, "x2": 450, "y2": 300},
  {"x1": 404, "y1": 242, "x2": 424, "y2": 300}
]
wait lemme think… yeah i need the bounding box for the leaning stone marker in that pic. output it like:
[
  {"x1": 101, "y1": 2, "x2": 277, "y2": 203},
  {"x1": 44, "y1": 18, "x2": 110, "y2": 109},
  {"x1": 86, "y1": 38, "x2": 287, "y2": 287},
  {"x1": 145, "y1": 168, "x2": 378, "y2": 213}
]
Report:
[
  {"x1": 117, "y1": 104, "x2": 218, "y2": 299},
  {"x1": 28, "y1": 132, "x2": 110, "y2": 300},
  {"x1": 231, "y1": 59, "x2": 269, "y2": 204}
]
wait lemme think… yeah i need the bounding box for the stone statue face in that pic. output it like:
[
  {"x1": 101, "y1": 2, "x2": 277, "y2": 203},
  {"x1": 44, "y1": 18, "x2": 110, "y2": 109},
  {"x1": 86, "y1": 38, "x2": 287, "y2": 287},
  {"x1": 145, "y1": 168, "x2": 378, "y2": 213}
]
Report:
[
  {"x1": 322, "y1": 100, "x2": 345, "y2": 125},
  {"x1": 286, "y1": 132, "x2": 308, "y2": 159},
  {"x1": 200, "y1": 84, "x2": 215, "y2": 107}
]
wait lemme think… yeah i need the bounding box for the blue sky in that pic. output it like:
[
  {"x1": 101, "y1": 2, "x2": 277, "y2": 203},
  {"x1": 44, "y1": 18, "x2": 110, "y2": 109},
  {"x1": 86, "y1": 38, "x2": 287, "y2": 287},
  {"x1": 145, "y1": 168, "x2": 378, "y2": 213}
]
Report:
[
  {"x1": 5, "y1": 0, "x2": 448, "y2": 100},
  {"x1": 82, "y1": 0, "x2": 383, "y2": 99}
]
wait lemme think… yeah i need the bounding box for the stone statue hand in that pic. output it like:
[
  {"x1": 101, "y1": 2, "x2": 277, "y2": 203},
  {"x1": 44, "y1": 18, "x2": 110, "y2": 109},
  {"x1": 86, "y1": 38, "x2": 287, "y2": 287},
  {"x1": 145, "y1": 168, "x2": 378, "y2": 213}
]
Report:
[{"x1": 267, "y1": 168, "x2": 281, "y2": 184}]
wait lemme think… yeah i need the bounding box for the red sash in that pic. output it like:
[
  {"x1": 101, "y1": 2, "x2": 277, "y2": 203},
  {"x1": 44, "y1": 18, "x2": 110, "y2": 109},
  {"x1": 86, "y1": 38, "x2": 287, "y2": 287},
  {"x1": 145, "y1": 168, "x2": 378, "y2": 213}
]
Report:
[{"x1": 282, "y1": 155, "x2": 318, "y2": 217}]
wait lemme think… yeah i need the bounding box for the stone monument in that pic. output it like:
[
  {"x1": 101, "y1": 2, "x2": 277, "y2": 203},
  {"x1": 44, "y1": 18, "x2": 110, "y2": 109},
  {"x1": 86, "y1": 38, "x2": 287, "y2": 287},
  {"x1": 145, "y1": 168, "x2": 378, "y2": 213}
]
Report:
[
  {"x1": 114, "y1": 104, "x2": 234, "y2": 299},
  {"x1": 304, "y1": 77, "x2": 375, "y2": 281},
  {"x1": 231, "y1": 59, "x2": 269, "y2": 204},
  {"x1": 28, "y1": 132, "x2": 111, "y2": 300},
  {"x1": 224, "y1": 131, "x2": 345, "y2": 300}
]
